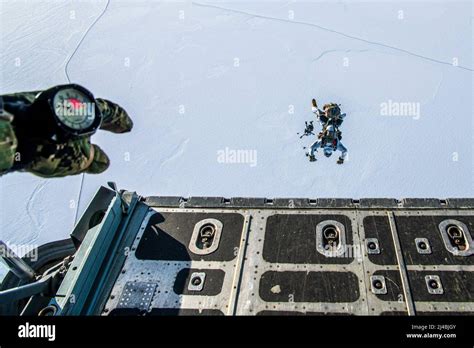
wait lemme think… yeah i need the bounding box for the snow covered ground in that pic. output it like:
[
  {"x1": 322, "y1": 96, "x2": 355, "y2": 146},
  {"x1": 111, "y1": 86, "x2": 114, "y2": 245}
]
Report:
[{"x1": 0, "y1": 0, "x2": 472, "y2": 262}]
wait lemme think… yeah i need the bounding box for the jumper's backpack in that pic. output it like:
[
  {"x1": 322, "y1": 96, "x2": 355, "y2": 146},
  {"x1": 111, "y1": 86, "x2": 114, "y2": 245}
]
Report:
[{"x1": 319, "y1": 124, "x2": 339, "y2": 148}]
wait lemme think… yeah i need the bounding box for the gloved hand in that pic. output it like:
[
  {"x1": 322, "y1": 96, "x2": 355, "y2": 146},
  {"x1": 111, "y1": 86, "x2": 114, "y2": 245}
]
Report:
[{"x1": 0, "y1": 90, "x2": 133, "y2": 178}]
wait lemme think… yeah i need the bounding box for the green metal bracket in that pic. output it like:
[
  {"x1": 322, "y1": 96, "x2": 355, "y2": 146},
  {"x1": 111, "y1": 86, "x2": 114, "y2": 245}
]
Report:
[{"x1": 50, "y1": 188, "x2": 145, "y2": 315}]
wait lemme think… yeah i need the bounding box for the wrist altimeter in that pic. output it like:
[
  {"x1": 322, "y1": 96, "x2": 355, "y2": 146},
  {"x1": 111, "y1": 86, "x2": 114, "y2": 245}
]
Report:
[{"x1": 31, "y1": 84, "x2": 102, "y2": 139}]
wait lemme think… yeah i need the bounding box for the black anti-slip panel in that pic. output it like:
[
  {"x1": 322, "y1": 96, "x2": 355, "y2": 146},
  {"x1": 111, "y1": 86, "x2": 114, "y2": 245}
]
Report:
[
  {"x1": 363, "y1": 216, "x2": 397, "y2": 266},
  {"x1": 395, "y1": 216, "x2": 474, "y2": 266},
  {"x1": 135, "y1": 212, "x2": 244, "y2": 262},
  {"x1": 263, "y1": 214, "x2": 354, "y2": 264},
  {"x1": 408, "y1": 271, "x2": 474, "y2": 303},
  {"x1": 372, "y1": 270, "x2": 406, "y2": 304},
  {"x1": 259, "y1": 271, "x2": 360, "y2": 303}
]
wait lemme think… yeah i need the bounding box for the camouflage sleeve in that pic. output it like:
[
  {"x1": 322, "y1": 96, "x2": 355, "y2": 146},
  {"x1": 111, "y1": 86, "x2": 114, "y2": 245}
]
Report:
[
  {"x1": 0, "y1": 91, "x2": 37, "y2": 175},
  {"x1": 1, "y1": 91, "x2": 41, "y2": 105},
  {"x1": 96, "y1": 98, "x2": 133, "y2": 134},
  {"x1": 0, "y1": 117, "x2": 18, "y2": 175},
  {"x1": 25, "y1": 138, "x2": 109, "y2": 178},
  {"x1": 86, "y1": 144, "x2": 110, "y2": 174}
]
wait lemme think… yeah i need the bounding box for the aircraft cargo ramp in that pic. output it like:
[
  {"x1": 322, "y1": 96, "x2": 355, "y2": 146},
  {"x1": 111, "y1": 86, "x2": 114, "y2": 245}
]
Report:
[
  {"x1": 2, "y1": 186, "x2": 473, "y2": 316},
  {"x1": 102, "y1": 195, "x2": 474, "y2": 316}
]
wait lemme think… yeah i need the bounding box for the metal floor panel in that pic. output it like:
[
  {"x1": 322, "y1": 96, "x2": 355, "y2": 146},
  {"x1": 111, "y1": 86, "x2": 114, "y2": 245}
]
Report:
[
  {"x1": 102, "y1": 204, "x2": 474, "y2": 316},
  {"x1": 104, "y1": 208, "x2": 250, "y2": 315}
]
